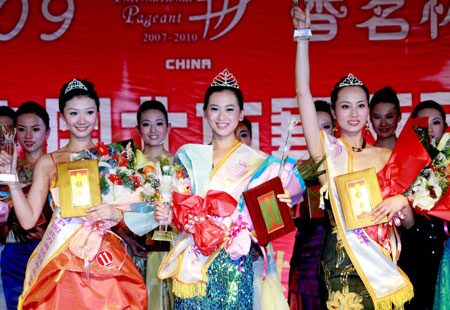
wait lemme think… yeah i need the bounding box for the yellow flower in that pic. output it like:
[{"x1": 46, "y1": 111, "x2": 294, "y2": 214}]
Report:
[
  {"x1": 135, "y1": 150, "x2": 155, "y2": 170},
  {"x1": 437, "y1": 132, "x2": 450, "y2": 151},
  {"x1": 327, "y1": 288, "x2": 363, "y2": 310}
]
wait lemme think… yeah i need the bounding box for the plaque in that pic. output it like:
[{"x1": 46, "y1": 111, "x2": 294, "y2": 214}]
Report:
[
  {"x1": 335, "y1": 168, "x2": 388, "y2": 231},
  {"x1": 57, "y1": 159, "x2": 102, "y2": 218},
  {"x1": 300, "y1": 185, "x2": 325, "y2": 219},
  {"x1": 243, "y1": 177, "x2": 295, "y2": 246}
]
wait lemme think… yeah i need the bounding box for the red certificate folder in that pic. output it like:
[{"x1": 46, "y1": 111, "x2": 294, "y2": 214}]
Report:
[{"x1": 243, "y1": 177, "x2": 295, "y2": 245}]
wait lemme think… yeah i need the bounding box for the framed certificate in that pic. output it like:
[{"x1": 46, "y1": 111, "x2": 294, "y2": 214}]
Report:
[
  {"x1": 243, "y1": 177, "x2": 295, "y2": 246},
  {"x1": 57, "y1": 159, "x2": 102, "y2": 218},
  {"x1": 334, "y1": 168, "x2": 387, "y2": 231},
  {"x1": 300, "y1": 185, "x2": 325, "y2": 219}
]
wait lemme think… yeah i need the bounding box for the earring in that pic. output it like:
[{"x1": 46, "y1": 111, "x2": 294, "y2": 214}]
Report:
[
  {"x1": 333, "y1": 127, "x2": 337, "y2": 136},
  {"x1": 365, "y1": 121, "x2": 371, "y2": 136}
]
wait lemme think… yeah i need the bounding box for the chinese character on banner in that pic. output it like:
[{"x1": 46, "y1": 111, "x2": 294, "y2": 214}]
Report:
[
  {"x1": 310, "y1": 0, "x2": 348, "y2": 41},
  {"x1": 189, "y1": 0, "x2": 251, "y2": 40},
  {"x1": 271, "y1": 98, "x2": 306, "y2": 160},
  {"x1": 421, "y1": 0, "x2": 450, "y2": 39},
  {"x1": 356, "y1": 0, "x2": 409, "y2": 41}
]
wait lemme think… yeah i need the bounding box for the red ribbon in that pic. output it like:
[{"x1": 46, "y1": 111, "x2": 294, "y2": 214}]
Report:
[
  {"x1": 365, "y1": 117, "x2": 431, "y2": 249},
  {"x1": 377, "y1": 117, "x2": 431, "y2": 199},
  {"x1": 172, "y1": 190, "x2": 237, "y2": 256}
]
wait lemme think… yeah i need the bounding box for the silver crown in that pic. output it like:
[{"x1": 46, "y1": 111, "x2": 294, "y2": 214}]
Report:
[
  {"x1": 338, "y1": 73, "x2": 363, "y2": 88},
  {"x1": 211, "y1": 69, "x2": 239, "y2": 89},
  {"x1": 64, "y1": 79, "x2": 88, "y2": 94}
]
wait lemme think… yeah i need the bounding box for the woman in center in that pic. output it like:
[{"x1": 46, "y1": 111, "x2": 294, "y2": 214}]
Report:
[
  {"x1": 156, "y1": 69, "x2": 305, "y2": 310},
  {"x1": 293, "y1": 4, "x2": 416, "y2": 310}
]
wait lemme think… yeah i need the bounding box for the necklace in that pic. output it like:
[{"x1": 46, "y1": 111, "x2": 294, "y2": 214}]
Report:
[{"x1": 352, "y1": 139, "x2": 366, "y2": 152}]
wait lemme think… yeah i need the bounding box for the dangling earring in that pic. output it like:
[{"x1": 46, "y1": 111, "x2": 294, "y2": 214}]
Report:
[
  {"x1": 365, "y1": 121, "x2": 371, "y2": 136},
  {"x1": 334, "y1": 124, "x2": 339, "y2": 137}
]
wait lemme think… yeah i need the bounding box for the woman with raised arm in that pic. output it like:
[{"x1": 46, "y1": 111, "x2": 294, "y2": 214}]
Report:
[
  {"x1": 153, "y1": 69, "x2": 304, "y2": 310},
  {"x1": 293, "y1": 3, "x2": 416, "y2": 309},
  {"x1": 0, "y1": 79, "x2": 147, "y2": 309}
]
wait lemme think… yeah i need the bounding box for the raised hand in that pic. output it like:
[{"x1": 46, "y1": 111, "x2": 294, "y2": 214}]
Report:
[{"x1": 292, "y1": 1, "x2": 310, "y2": 29}]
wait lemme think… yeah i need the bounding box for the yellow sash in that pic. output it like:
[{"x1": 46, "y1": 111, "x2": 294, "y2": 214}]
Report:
[{"x1": 321, "y1": 131, "x2": 413, "y2": 309}]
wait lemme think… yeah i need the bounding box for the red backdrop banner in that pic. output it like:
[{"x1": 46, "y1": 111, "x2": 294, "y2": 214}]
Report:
[{"x1": 1, "y1": 0, "x2": 450, "y2": 297}]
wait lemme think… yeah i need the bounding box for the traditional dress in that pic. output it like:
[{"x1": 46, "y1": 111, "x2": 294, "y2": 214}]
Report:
[
  {"x1": 17, "y1": 156, "x2": 147, "y2": 310},
  {"x1": 319, "y1": 131, "x2": 414, "y2": 310},
  {"x1": 157, "y1": 141, "x2": 304, "y2": 310}
]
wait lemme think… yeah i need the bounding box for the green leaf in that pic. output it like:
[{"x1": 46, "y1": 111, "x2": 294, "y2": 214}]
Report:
[{"x1": 295, "y1": 156, "x2": 326, "y2": 182}]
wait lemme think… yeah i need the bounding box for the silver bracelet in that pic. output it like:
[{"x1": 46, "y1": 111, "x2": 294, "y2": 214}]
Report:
[{"x1": 294, "y1": 28, "x2": 312, "y2": 41}]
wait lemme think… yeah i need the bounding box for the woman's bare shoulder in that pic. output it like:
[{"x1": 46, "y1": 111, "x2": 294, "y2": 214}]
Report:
[
  {"x1": 35, "y1": 151, "x2": 69, "y2": 171},
  {"x1": 35, "y1": 153, "x2": 53, "y2": 167}
]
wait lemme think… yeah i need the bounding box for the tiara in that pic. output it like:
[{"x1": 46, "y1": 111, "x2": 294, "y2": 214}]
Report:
[
  {"x1": 211, "y1": 69, "x2": 239, "y2": 89},
  {"x1": 64, "y1": 79, "x2": 88, "y2": 94},
  {"x1": 338, "y1": 73, "x2": 363, "y2": 88}
]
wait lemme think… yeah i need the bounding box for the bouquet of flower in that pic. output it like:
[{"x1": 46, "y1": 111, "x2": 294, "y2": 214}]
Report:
[
  {"x1": 150, "y1": 155, "x2": 191, "y2": 241},
  {"x1": 404, "y1": 132, "x2": 450, "y2": 220},
  {"x1": 157, "y1": 155, "x2": 175, "y2": 205},
  {"x1": 73, "y1": 140, "x2": 160, "y2": 204},
  {"x1": 156, "y1": 155, "x2": 191, "y2": 199}
]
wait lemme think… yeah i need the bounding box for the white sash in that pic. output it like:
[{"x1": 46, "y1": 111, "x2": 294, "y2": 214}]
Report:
[
  {"x1": 22, "y1": 208, "x2": 83, "y2": 296},
  {"x1": 322, "y1": 132, "x2": 413, "y2": 309}
]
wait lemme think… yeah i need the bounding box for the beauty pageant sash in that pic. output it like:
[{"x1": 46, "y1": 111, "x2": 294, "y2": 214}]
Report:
[
  {"x1": 322, "y1": 132, "x2": 413, "y2": 309},
  {"x1": 158, "y1": 142, "x2": 267, "y2": 298},
  {"x1": 21, "y1": 208, "x2": 83, "y2": 297}
]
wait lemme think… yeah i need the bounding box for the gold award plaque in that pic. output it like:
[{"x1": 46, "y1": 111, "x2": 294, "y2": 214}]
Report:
[
  {"x1": 57, "y1": 159, "x2": 102, "y2": 218},
  {"x1": 334, "y1": 168, "x2": 387, "y2": 231}
]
